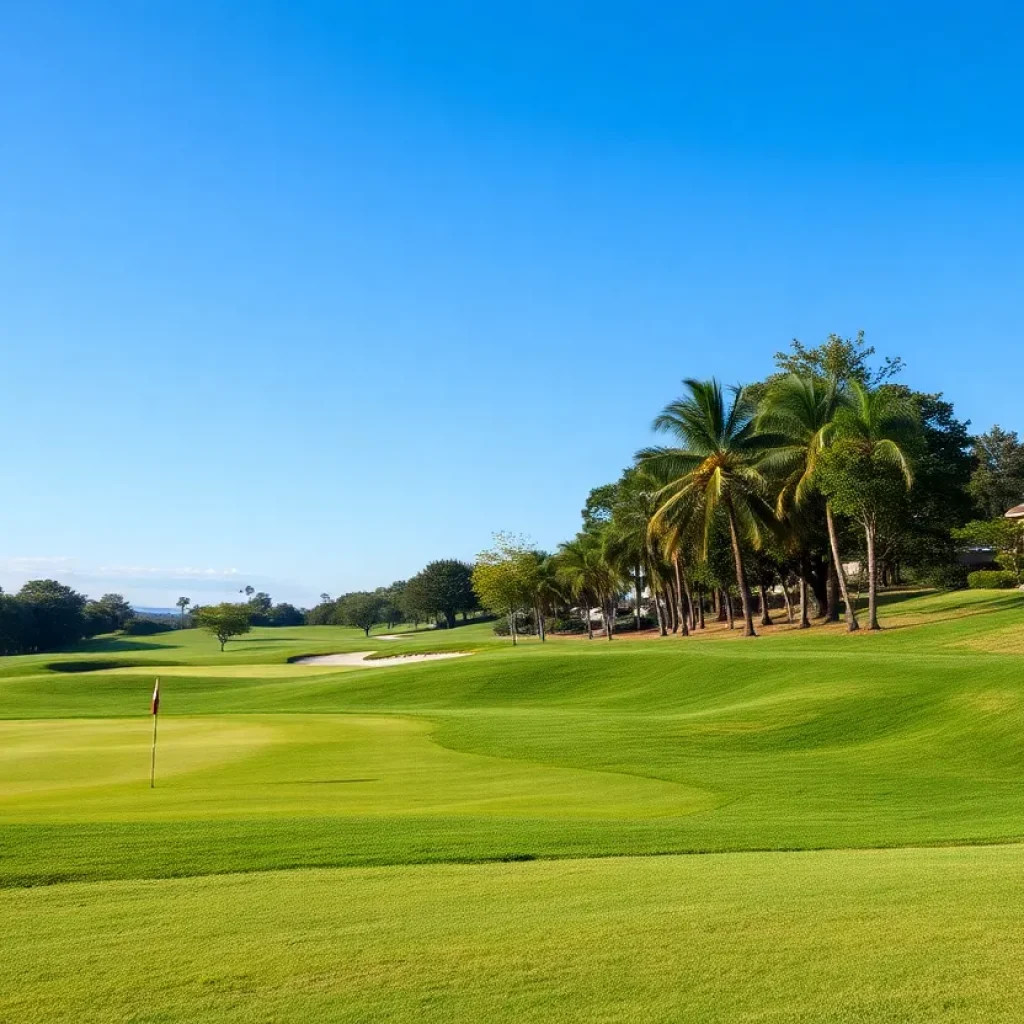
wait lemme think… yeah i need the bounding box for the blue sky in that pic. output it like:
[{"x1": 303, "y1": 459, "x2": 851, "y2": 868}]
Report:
[{"x1": 1, "y1": 2, "x2": 1022, "y2": 607}]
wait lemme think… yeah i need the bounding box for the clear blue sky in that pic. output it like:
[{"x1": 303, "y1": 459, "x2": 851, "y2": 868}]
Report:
[{"x1": 2, "y1": 2, "x2": 1022, "y2": 607}]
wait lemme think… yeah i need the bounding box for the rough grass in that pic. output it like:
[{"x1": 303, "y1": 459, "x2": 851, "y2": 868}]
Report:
[{"x1": 2, "y1": 589, "x2": 1024, "y2": 1021}]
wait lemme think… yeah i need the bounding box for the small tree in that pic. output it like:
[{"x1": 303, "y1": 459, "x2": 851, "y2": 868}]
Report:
[
  {"x1": 336, "y1": 592, "x2": 385, "y2": 637},
  {"x1": 193, "y1": 603, "x2": 253, "y2": 651},
  {"x1": 472, "y1": 534, "x2": 539, "y2": 645}
]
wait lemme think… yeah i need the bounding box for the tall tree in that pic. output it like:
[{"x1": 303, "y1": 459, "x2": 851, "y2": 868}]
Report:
[
  {"x1": 406, "y1": 560, "x2": 476, "y2": 629},
  {"x1": 638, "y1": 379, "x2": 774, "y2": 637},
  {"x1": 757, "y1": 373, "x2": 861, "y2": 631},
  {"x1": 554, "y1": 532, "x2": 622, "y2": 640},
  {"x1": 970, "y1": 426, "x2": 1024, "y2": 519},
  {"x1": 472, "y1": 534, "x2": 539, "y2": 646},
  {"x1": 817, "y1": 382, "x2": 919, "y2": 630},
  {"x1": 604, "y1": 470, "x2": 664, "y2": 634},
  {"x1": 773, "y1": 331, "x2": 904, "y2": 388},
  {"x1": 176, "y1": 596, "x2": 191, "y2": 628}
]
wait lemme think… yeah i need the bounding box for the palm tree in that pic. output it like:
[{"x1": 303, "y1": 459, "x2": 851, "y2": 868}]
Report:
[
  {"x1": 555, "y1": 533, "x2": 622, "y2": 640},
  {"x1": 757, "y1": 374, "x2": 861, "y2": 632},
  {"x1": 604, "y1": 470, "x2": 669, "y2": 635},
  {"x1": 176, "y1": 596, "x2": 191, "y2": 628},
  {"x1": 822, "y1": 381, "x2": 917, "y2": 630},
  {"x1": 530, "y1": 552, "x2": 565, "y2": 642},
  {"x1": 638, "y1": 379, "x2": 775, "y2": 637}
]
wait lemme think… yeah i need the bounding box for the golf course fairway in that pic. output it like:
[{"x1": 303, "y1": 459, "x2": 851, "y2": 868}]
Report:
[{"x1": 2, "y1": 588, "x2": 1023, "y2": 1021}]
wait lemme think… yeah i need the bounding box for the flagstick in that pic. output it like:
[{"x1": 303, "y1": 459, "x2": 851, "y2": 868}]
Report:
[
  {"x1": 150, "y1": 677, "x2": 160, "y2": 789},
  {"x1": 150, "y1": 710, "x2": 158, "y2": 788}
]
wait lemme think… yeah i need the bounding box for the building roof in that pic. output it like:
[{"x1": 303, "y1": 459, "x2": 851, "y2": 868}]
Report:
[{"x1": 1006, "y1": 503, "x2": 1024, "y2": 519}]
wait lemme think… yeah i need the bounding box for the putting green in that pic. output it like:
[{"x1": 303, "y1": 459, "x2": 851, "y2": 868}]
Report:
[{"x1": 0, "y1": 713, "x2": 713, "y2": 822}]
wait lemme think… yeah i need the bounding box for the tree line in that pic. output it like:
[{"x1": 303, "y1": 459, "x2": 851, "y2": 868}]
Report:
[
  {"x1": 0, "y1": 582, "x2": 136, "y2": 655},
  {"x1": 468, "y1": 333, "x2": 1023, "y2": 642}
]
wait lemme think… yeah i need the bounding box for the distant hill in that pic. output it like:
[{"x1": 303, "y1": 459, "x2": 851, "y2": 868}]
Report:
[{"x1": 134, "y1": 607, "x2": 178, "y2": 616}]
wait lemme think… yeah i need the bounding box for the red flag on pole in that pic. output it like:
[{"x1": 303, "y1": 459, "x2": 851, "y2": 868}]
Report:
[{"x1": 151, "y1": 678, "x2": 160, "y2": 716}]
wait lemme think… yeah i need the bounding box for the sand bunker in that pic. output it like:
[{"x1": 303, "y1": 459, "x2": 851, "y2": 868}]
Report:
[{"x1": 293, "y1": 650, "x2": 469, "y2": 667}]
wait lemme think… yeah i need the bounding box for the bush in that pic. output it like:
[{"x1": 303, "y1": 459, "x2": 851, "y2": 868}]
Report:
[
  {"x1": 492, "y1": 612, "x2": 533, "y2": 636},
  {"x1": 548, "y1": 617, "x2": 587, "y2": 634},
  {"x1": 967, "y1": 570, "x2": 1020, "y2": 590},
  {"x1": 922, "y1": 564, "x2": 970, "y2": 590}
]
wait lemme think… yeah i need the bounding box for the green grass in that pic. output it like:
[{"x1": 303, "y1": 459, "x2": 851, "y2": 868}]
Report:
[
  {"x1": 5, "y1": 846, "x2": 1024, "y2": 1022},
  {"x1": 2, "y1": 588, "x2": 1024, "y2": 1020}
]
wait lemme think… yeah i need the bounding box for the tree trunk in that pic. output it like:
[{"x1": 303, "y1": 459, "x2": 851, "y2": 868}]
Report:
[
  {"x1": 825, "y1": 502, "x2": 860, "y2": 632},
  {"x1": 724, "y1": 589, "x2": 735, "y2": 629},
  {"x1": 673, "y1": 554, "x2": 690, "y2": 637},
  {"x1": 781, "y1": 582, "x2": 794, "y2": 624},
  {"x1": 798, "y1": 557, "x2": 811, "y2": 629},
  {"x1": 509, "y1": 610, "x2": 517, "y2": 646},
  {"x1": 725, "y1": 503, "x2": 757, "y2": 637},
  {"x1": 654, "y1": 588, "x2": 667, "y2": 636},
  {"x1": 865, "y1": 517, "x2": 881, "y2": 631},
  {"x1": 826, "y1": 565, "x2": 840, "y2": 622},
  {"x1": 535, "y1": 604, "x2": 546, "y2": 641},
  {"x1": 758, "y1": 583, "x2": 773, "y2": 627},
  {"x1": 583, "y1": 600, "x2": 593, "y2": 640},
  {"x1": 808, "y1": 553, "x2": 829, "y2": 618},
  {"x1": 698, "y1": 589, "x2": 706, "y2": 629},
  {"x1": 634, "y1": 565, "x2": 642, "y2": 631}
]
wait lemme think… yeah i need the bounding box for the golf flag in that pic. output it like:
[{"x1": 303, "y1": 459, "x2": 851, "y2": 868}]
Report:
[{"x1": 151, "y1": 678, "x2": 160, "y2": 716}]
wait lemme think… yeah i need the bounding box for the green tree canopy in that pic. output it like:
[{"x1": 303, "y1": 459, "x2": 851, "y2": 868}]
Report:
[
  {"x1": 335, "y1": 592, "x2": 385, "y2": 637},
  {"x1": 17, "y1": 579, "x2": 88, "y2": 652},
  {"x1": 405, "y1": 560, "x2": 476, "y2": 629},
  {"x1": 472, "y1": 534, "x2": 539, "y2": 645},
  {"x1": 969, "y1": 426, "x2": 1024, "y2": 519},
  {"x1": 193, "y1": 603, "x2": 253, "y2": 651}
]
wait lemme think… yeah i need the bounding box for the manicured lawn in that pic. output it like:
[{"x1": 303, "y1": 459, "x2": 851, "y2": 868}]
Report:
[
  {"x1": 5, "y1": 846, "x2": 1024, "y2": 1023},
  {"x1": 1, "y1": 588, "x2": 1023, "y2": 1020}
]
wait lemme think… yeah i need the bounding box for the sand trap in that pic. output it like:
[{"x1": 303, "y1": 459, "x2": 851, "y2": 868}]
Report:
[{"x1": 293, "y1": 650, "x2": 470, "y2": 667}]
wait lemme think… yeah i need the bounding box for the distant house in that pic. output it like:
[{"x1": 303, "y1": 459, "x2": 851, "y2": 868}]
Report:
[{"x1": 1005, "y1": 503, "x2": 1024, "y2": 520}]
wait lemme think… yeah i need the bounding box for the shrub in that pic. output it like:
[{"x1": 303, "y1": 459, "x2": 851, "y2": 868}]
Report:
[
  {"x1": 922, "y1": 564, "x2": 970, "y2": 590},
  {"x1": 967, "y1": 570, "x2": 1020, "y2": 590},
  {"x1": 548, "y1": 617, "x2": 587, "y2": 634},
  {"x1": 492, "y1": 612, "x2": 533, "y2": 636}
]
